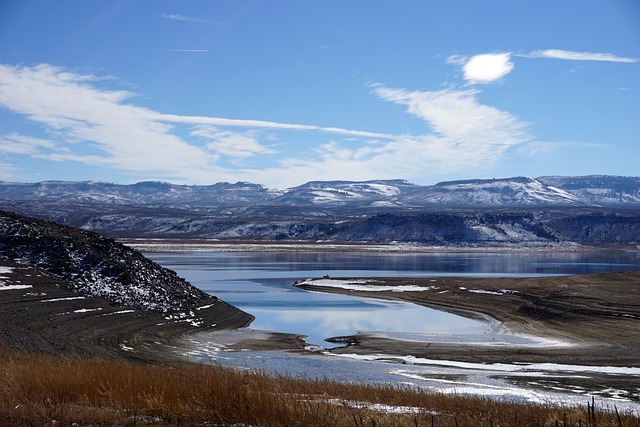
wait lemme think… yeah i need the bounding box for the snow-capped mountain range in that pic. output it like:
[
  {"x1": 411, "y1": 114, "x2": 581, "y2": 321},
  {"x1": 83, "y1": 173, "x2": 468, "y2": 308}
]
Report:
[
  {"x1": 1, "y1": 175, "x2": 638, "y2": 245},
  {"x1": 1, "y1": 175, "x2": 639, "y2": 208}
]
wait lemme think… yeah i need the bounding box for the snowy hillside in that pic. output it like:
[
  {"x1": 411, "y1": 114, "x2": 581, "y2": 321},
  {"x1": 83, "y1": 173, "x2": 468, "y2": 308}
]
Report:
[
  {"x1": 538, "y1": 175, "x2": 640, "y2": 206},
  {"x1": 1, "y1": 175, "x2": 638, "y2": 209},
  {"x1": 0, "y1": 210, "x2": 215, "y2": 313},
  {"x1": 407, "y1": 177, "x2": 585, "y2": 207},
  {"x1": 275, "y1": 180, "x2": 412, "y2": 206},
  {"x1": 1, "y1": 175, "x2": 639, "y2": 245}
]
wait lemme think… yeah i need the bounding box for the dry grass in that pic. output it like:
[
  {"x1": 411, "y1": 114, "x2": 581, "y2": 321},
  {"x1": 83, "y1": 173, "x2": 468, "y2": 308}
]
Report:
[{"x1": 0, "y1": 347, "x2": 638, "y2": 426}]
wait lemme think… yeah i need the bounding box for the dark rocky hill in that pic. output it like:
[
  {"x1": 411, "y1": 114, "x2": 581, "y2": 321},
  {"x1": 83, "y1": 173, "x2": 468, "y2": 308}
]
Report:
[
  {"x1": 333, "y1": 212, "x2": 563, "y2": 245},
  {"x1": 0, "y1": 210, "x2": 209, "y2": 312},
  {"x1": 0, "y1": 210, "x2": 254, "y2": 358},
  {"x1": 0, "y1": 210, "x2": 256, "y2": 318}
]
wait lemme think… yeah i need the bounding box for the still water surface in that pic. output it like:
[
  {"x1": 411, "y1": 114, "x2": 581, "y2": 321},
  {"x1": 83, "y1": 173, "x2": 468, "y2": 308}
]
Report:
[
  {"x1": 144, "y1": 248, "x2": 640, "y2": 408},
  {"x1": 145, "y1": 250, "x2": 640, "y2": 347}
]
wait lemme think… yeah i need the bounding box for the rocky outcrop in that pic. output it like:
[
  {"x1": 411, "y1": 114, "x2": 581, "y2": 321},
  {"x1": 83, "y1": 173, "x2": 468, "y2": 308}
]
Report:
[{"x1": 1, "y1": 210, "x2": 220, "y2": 313}]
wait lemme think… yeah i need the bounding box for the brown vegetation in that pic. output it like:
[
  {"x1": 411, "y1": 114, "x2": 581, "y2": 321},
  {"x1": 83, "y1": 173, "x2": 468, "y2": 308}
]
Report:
[{"x1": 1, "y1": 347, "x2": 638, "y2": 427}]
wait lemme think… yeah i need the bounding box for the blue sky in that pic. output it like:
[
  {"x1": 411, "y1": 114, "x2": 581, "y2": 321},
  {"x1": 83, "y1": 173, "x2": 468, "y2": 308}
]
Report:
[{"x1": 0, "y1": 0, "x2": 638, "y2": 188}]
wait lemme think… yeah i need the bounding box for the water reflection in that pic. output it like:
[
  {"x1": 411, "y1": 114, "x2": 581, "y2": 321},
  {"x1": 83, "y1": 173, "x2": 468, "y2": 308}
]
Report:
[{"x1": 145, "y1": 250, "x2": 640, "y2": 347}]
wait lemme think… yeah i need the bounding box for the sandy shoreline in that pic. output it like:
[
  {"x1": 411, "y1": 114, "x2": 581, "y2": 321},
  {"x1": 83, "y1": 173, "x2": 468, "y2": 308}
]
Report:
[{"x1": 295, "y1": 270, "x2": 640, "y2": 368}]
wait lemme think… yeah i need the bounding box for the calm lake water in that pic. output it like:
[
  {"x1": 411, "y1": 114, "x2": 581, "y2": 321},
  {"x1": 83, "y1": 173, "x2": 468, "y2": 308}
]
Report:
[
  {"x1": 145, "y1": 249, "x2": 640, "y2": 347},
  {"x1": 143, "y1": 248, "x2": 640, "y2": 409}
]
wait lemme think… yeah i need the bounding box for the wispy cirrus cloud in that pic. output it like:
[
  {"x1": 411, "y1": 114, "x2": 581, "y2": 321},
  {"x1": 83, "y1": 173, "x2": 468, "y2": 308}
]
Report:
[
  {"x1": 0, "y1": 64, "x2": 215, "y2": 179},
  {"x1": 0, "y1": 63, "x2": 536, "y2": 187},
  {"x1": 156, "y1": 48, "x2": 210, "y2": 53},
  {"x1": 0, "y1": 133, "x2": 57, "y2": 155},
  {"x1": 161, "y1": 14, "x2": 213, "y2": 25},
  {"x1": 522, "y1": 49, "x2": 638, "y2": 63},
  {"x1": 156, "y1": 113, "x2": 395, "y2": 139},
  {"x1": 516, "y1": 140, "x2": 611, "y2": 158},
  {"x1": 246, "y1": 86, "x2": 535, "y2": 186},
  {"x1": 371, "y1": 86, "x2": 531, "y2": 163},
  {"x1": 449, "y1": 48, "x2": 636, "y2": 86},
  {"x1": 191, "y1": 126, "x2": 276, "y2": 159}
]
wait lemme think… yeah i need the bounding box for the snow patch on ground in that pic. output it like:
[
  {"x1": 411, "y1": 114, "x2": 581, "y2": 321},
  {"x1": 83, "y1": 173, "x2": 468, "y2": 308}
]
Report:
[
  {"x1": 40, "y1": 296, "x2": 86, "y2": 302},
  {"x1": 0, "y1": 284, "x2": 32, "y2": 290},
  {"x1": 327, "y1": 352, "x2": 640, "y2": 375},
  {"x1": 73, "y1": 308, "x2": 103, "y2": 313},
  {"x1": 0, "y1": 266, "x2": 32, "y2": 290},
  {"x1": 296, "y1": 278, "x2": 439, "y2": 292},
  {"x1": 325, "y1": 398, "x2": 426, "y2": 415},
  {"x1": 100, "y1": 309, "x2": 135, "y2": 316},
  {"x1": 467, "y1": 289, "x2": 520, "y2": 296}
]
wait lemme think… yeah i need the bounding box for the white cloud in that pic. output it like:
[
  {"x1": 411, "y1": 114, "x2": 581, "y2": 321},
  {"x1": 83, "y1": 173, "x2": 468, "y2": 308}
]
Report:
[
  {"x1": 373, "y1": 86, "x2": 529, "y2": 147},
  {"x1": 161, "y1": 14, "x2": 213, "y2": 25},
  {"x1": 0, "y1": 64, "x2": 215, "y2": 178},
  {"x1": 191, "y1": 126, "x2": 276, "y2": 158},
  {"x1": 516, "y1": 140, "x2": 610, "y2": 157},
  {"x1": 462, "y1": 53, "x2": 514, "y2": 84},
  {"x1": 0, "y1": 161, "x2": 20, "y2": 180},
  {"x1": 0, "y1": 63, "x2": 533, "y2": 188},
  {"x1": 525, "y1": 49, "x2": 638, "y2": 63},
  {"x1": 0, "y1": 133, "x2": 57, "y2": 155},
  {"x1": 248, "y1": 87, "x2": 533, "y2": 187},
  {"x1": 157, "y1": 48, "x2": 210, "y2": 53},
  {"x1": 0, "y1": 63, "x2": 391, "y2": 185},
  {"x1": 156, "y1": 113, "x2": 394, "y2": 139}
]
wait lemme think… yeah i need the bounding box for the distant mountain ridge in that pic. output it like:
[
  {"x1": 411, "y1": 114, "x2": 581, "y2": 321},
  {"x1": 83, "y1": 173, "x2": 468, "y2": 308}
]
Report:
[
  {"x1": 1, "y1": 175, "x2": 639, "y2": 208},
  {"x1": 1, "y1": 175, "x2": 638, "y2": 246},
  {"x1": 0, "y1": 180, "x2": 277, "y2": 207}
]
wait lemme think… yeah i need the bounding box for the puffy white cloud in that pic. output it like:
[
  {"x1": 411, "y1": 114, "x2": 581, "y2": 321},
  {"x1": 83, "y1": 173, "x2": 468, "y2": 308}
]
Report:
[
  {"x1": 462, "y1": 53, "x2": 514, "y2": 84},
  {"x1": 525, "y1": 49, "x2": 637, "y2": 63}
]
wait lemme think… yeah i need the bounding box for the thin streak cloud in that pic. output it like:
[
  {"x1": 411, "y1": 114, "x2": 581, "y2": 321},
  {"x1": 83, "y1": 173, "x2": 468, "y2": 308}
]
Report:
[
  {"x1": 523, "y1": 49, "x2": 638, "y2": 63},
  {"x1": 155, "y1": 113, "x2": 396, "y2": 139},
  {"x1": 161, "y1": 14, "x2": 213, "y2": 25},
  {"x1": 156, "y1": 49, "x2": 211, "y2": 53}
]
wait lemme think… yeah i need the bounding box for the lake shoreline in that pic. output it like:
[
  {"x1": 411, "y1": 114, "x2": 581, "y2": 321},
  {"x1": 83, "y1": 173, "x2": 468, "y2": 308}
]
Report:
[
  {"x1": 188, "y1": 269, "x2": 640, "y2": 407},
  {"x1": 294, "y1": 271, "x2": 640, "y2": 368},
  {"x1": 3, "y1": 248, "x2": 640, "y2": 407},
  {"x1": 5, "y1": 243, "x2": 637, "y2": 369},
  {"x1": 123, "y1": 238, "x2": 628, "y2": 253}
]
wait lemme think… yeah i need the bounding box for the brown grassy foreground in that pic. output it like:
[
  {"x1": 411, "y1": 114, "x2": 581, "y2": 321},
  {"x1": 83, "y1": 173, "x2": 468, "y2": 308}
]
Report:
[{"x1": 1, "y1": 347, "x2": 638, "y2": 427}]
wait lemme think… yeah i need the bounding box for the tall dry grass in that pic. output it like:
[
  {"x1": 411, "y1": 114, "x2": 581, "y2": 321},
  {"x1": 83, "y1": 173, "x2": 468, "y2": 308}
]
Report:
[{"x1": 0, "y1": 346, "x2": 638, "y2": 426}]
